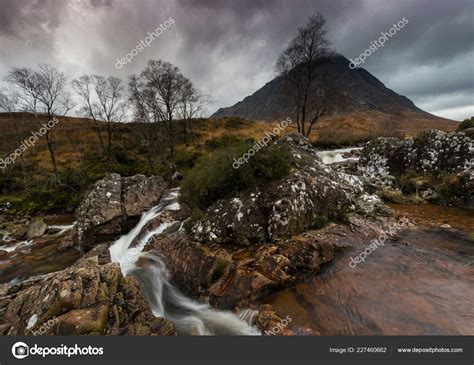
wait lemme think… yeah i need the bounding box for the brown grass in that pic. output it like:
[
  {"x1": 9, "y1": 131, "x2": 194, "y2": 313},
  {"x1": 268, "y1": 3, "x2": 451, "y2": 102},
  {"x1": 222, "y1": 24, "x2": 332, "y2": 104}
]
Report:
[{"x1": 0, "y1": 110, "x2": 460, "y2": 172}]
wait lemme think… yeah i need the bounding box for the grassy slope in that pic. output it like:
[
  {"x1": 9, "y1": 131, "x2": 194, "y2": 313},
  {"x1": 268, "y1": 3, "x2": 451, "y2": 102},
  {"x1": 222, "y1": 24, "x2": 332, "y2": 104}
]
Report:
[{"x1": 0, "y1": 111, "x2": 460, "y2": 215}]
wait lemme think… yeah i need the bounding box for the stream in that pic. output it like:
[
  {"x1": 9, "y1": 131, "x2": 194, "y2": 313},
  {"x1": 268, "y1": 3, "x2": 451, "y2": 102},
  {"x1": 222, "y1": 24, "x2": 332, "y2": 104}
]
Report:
[
  {"x1": 109, "y1": 189, "x2": 260, "y2": 336},
  {"x1": 1, "y1": 173, "x2": 472, "y2": 335},
  {"x1": 268, "y1": 203, "x2": 474, "y2": 335}
]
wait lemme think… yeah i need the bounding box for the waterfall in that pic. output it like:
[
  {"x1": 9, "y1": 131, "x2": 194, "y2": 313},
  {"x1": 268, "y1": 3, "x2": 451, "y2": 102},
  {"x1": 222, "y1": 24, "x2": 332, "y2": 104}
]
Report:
[
  {"x1": 316, "y1": 147, "x2": 362, "y2": 164},
  {"x1": 109, "y1": 189, "x2": 260, "y2": 336},
  {"x1": 49, "y1": 223, "x2": 76, "y2": 236}
]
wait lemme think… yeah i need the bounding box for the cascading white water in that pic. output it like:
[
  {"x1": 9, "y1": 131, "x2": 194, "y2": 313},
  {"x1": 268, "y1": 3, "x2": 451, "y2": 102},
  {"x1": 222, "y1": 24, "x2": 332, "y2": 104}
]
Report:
[
  {"x1": 316, "y1": 147, "x2": 363, "y2": 164},
  {"x1": 109, "y1": 189, "x2": 260, "y2": 336},
  {"x1": 49, "y1": 223, "x2": 76, "y2": 236},
  {"x1": 0, "y1": 240, "x2": 32, "y2": 253}
]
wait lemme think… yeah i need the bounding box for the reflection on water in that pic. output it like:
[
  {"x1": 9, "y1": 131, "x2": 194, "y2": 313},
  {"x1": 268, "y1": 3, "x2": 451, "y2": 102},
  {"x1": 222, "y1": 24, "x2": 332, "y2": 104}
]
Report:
[{"x1": 269, "y1": 205, "x2": 474, "y2": 335}]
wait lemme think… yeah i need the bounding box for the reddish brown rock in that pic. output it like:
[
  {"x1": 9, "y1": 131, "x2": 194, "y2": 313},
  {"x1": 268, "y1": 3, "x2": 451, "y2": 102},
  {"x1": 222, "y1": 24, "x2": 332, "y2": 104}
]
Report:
[{"x1": 0, "y1": 260, "x2": 175, "y2": 336}]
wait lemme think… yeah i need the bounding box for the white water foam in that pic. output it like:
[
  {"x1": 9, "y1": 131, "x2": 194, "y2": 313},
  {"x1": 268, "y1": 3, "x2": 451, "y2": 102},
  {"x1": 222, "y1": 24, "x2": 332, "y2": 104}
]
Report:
[
  {"x1": 109, "y1": 189, "x2": 260, "y2": 336},
  {"x1": 317, "y1": 147, "x2": 363, "y2": 164}
]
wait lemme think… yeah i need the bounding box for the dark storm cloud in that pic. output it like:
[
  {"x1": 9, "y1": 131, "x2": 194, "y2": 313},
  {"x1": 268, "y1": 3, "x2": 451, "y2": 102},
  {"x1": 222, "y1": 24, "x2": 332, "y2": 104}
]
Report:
[{"x1": 0, "y1": 0, "x2": 472, "y2": 120}]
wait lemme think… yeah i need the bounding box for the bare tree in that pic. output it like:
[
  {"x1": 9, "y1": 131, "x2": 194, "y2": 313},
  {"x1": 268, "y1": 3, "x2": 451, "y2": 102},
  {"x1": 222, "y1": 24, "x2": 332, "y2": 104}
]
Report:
[
  {"x1": 0, "y1": 89, "x2": 26, "y2": 165},
  {"x1": 6, "y1": 64, "x2": 74, "y2": 177},
  {"x1": 276, "y1": 12, "x2": 332, "y2": 137},
  {"x1": 178, "y1": 82, "x2": 210, "y2": 145},
  {"x1": 71, "y1": 75, "x2": 106, "y2": 155},
  {"x1": 72, "y1": 75, "x2": 127, "y2": 161},
  {"x1": 128, "y1": 74, "x2": 164, "y2": 171},
  {"x1": 130, "y1": 60, "x2": 190, "y2": 156}
]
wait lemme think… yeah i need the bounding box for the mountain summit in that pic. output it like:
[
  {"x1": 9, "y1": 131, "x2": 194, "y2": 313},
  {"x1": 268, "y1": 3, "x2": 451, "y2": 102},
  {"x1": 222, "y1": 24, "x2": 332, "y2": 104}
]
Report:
[{"x1": 212, "y1": 54, "x2": 456, "y2": 136}]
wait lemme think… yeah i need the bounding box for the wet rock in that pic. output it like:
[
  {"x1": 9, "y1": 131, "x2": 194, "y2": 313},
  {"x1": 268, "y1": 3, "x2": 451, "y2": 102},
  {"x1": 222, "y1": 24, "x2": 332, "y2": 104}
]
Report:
[
  {"x1": 122, "y1": 175, "x2": 167, "y2": 217},
  {"x1": 0, "y1": 231, "x2": 81, "y2": 285},
  {"x1": 146, "y1": 215, "x2": 390, "y2": 311},
  {"x1": 82, "y1": 244, "x2": 112, "y2": 265},
  {"x1": 0, "y1": 261, "x2": 175, "y2": 336},
  {"x1": 256, "y1": 304, "x2": 294, "y2": 336},
  {"x1": 76, "y1": 173, "x2": 166, "y2": 252},
  {"x1": 26, "y1": 218, "x2": 49, "y2": 240},
  {"x1": 1, "y1": 222, "x2": 28, "y2": 241},
  {"x1": 147, "y1": 227, "x2": 336, "y2": 309},
  {"x1": 255, "y1": 304, "x2": 317, "y2": 335}
]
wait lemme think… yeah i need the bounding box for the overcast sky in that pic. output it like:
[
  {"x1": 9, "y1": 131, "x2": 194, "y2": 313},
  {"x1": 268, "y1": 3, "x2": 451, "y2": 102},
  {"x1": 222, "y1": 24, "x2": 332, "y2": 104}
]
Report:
[{"x1": 0, "y1": 0, "x2": 473, "y2": 120}]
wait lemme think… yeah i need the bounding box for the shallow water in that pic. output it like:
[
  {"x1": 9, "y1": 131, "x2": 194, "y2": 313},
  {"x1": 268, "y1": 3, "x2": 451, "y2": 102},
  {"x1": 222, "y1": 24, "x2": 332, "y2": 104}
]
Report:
[
  {"x1": 388, "y1": 202, "x2": 474, "y2": 233},
  {"x1": 0, "y1": 229, "x2": 80, "y2": 284},
  {"x1": 268, "y1": 205, "x2": 474, "y2": 335}
]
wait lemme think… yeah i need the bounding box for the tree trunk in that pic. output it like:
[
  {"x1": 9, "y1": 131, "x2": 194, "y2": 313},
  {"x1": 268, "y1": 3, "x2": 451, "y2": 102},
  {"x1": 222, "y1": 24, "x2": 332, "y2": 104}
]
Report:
[
  {"x1": 94, "y1": 122, "x2": 106, "y2": 157},
  {"x1": 168, "y1": 112, "x2": 174, "y2": 157},
  {"x1": 106, "y1": 122, "x2": 112, "y2": 162},
  {"x1": 183, "y1": 121, "x2": 188, "y2": 146},
  {"x1": 188, "y1": 122, "x2": 198, "y2": 145},
  {"x1": 45, "y1": 132, "x2": 58, "y2": 178}
]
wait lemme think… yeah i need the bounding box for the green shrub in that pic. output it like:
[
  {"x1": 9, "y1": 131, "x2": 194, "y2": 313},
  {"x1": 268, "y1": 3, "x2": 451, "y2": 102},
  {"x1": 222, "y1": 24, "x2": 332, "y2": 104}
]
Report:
[
  {"x1": 180, "y1": 141, "x2": 291, "y2": 210},
  {"x1": 457, "y1": 117, "x2": 474, "y2": 131},
  {"x1": 173, "y1": 150, "x2": 200, "y2": 173}
]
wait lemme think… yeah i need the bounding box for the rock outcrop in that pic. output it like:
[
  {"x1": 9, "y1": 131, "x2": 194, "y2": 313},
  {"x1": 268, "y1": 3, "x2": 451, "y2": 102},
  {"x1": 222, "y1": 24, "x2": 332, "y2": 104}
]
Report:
[
  {"x1": 357, "y1": 130, "x2": 473, "y2": 179},
  {"x1": 190, "y1": 134, "x2": 386, "y2": 246},
  {"x1": 354, "y1": 130, "x2": 473, "y2": 208},
  {"x1": 146, "y1": 230, "x2": 333, "y2": 310},
  {"x1": 76, "y1": 174, "x2": 166, "y2": 251},
  {"x1": 0, "y1": 259, "x2": 175, "y2": 336},
  {"x1": 145, "y1": 214, "x2": 391, "y2": 310}
]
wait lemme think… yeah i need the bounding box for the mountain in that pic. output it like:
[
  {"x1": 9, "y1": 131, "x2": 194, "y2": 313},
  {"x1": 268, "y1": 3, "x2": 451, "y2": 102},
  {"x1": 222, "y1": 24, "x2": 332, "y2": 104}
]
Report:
[{"x1": 212, "y1": 55, "x2": 458, "y2": 137}]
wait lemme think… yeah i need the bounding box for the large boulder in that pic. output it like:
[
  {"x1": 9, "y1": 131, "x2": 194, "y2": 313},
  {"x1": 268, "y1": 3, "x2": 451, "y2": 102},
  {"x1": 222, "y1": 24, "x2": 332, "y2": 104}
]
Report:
[
  {"x1": 0, "y1": 259, "x2": 175, "y2": 336},
  {"x1": 357, "y1": 130, "x2": 473, "y2": 181},
  {"x1": 76, "y1": 174, "x2": 166, "y2": 251},
  {"x1": 355, "y1": 130, "x2": 473, "y2": 208},
  {"x1": 26, "y1": 218, "x2": 49, "y2": 240},
  {"x1": 190, "y1": 134, "x2": 385, "y2": 246},
  {"x1": 145, "y1": 214, "x2": 392, "y2": 310},
  {"x1": 147, "y1": 231, "x2": 334, "y2": 310}
]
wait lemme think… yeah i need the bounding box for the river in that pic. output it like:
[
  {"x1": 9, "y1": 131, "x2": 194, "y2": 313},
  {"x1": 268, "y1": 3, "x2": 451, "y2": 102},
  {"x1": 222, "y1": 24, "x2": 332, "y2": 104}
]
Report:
[{"x1": 268, "y1": 203, "x2": 474, "y2": 335}]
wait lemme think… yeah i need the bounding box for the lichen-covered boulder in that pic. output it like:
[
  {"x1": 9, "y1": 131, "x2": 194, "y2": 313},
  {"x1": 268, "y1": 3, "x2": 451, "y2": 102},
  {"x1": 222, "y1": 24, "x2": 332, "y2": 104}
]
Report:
[
  {"x1": 357, "y1": 130, "x2": 473, "y2": 181},
  {"x1": 355, "y1": 130, "x2": 473, "y2": 208},
  {"x1": 76, "y1": 173, "x2": 166, "y2": 251},
  {"x1": 190, "y1": 133, "x2": 384, "y2": 245}
]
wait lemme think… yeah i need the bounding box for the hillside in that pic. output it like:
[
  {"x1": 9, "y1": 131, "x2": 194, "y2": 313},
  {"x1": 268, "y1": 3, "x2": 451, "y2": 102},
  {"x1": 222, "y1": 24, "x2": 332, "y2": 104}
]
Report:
[{"x1": 212, "y1": 54, "x2": 459, "y2": 137}]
